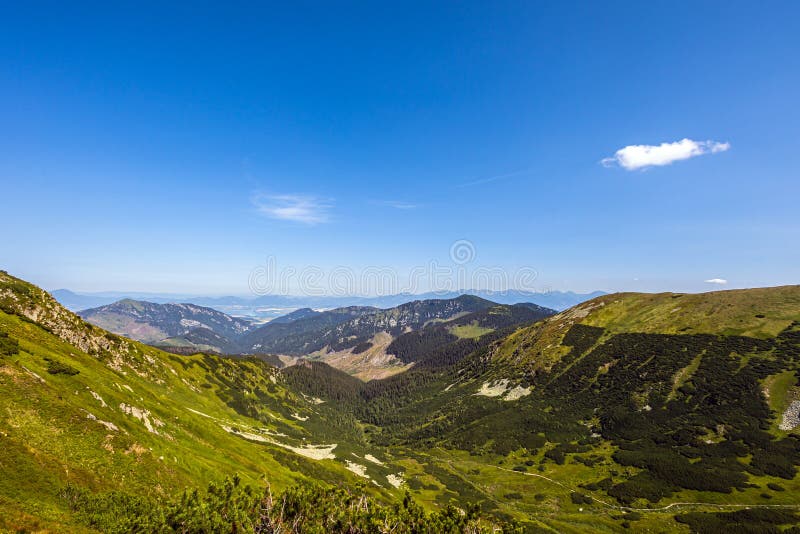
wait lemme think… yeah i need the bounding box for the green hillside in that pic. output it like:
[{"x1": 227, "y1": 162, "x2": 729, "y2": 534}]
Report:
[
  {"x1": 492, "y1": 286, "x2": 800, "y2": 370},
  {"x1": 368, "y1": 288, "x2": 800, "y2": 527},
  {"x1": 1, "y1": 272, "x2": 497, "y2": 532},
  {"x1": 281, "y1": 286, "x2": 800, "y2": 531}
]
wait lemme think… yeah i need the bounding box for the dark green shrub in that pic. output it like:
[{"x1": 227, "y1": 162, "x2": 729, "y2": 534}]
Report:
[
  {"x1": 44, "y1": 357, "x2": 79, "y2": 375},
  {"x1": 62, "y1": 476, "x2": 508, "y2": 533},
  {"x1": 569, "y1": 492, "x2": 592, "y2": 505},
  {"x1": 0, "y1": 331, "x2": 19, "y2": 357},
  {"x1": 675, "y1": 509, "x2": 800, "y2": 534}
]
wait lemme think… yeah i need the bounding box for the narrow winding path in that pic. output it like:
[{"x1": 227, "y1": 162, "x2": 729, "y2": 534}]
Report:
[{"x1": 492, "y1": 464, "x2": 800, "y2": 513}]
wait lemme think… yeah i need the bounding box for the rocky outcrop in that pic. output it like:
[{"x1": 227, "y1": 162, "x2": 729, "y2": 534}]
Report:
[
  {"x1": 780, "y1": 400, "x2": 800, "y2": 431},
  {"x1": 0, "y1": 271, "x2": 164, "y2": 381}
]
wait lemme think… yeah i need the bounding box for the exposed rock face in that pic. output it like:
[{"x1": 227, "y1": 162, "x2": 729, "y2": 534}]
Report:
[
  {"x1": 1, "y1": 271, "x2": 134, "y2": 359},
  {"x1": 780, "y1": 400, "x2": 800, "y2": 431},
  {"x1": 0, "y1": 271, "x2": 167, "y2": 382},
  {"x1": 1, "y1": 272, "x2": 255, "y2": 360},
  {"x1": 119, "y1": 403, "x2": 165, "y2": 434}
]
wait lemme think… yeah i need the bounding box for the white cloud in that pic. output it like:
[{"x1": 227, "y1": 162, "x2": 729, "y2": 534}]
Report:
[
  {"x1": 602, "y1": 138, "x2": 730, "y2": 170},
  {"x1": 704, "y1": 278, "x2": 728, "y2": 285},
  {"x1": 252, "y1": 194, "x2": 332, "y2": 225}
]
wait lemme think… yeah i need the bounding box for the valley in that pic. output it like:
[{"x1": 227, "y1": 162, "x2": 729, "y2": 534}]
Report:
[
  {"x1": 77, "y1": 294, "x2": 555, "y2": 381},
  {"x1": 2, "y1": 270, "x2": 800, "y2": 532}
]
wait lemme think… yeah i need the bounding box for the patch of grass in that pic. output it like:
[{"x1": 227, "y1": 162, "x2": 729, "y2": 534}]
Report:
[
  {"x1": 449, "y1": 322, "x2": 494, "y2": 339},
  {"x1": 763, "y1": 370, "x2": 798, "y2": 431}
]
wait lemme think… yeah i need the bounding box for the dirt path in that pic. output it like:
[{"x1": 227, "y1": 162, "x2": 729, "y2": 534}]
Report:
[{"x1": 493, "y1": 464, "x2": 800, "y2": 513}]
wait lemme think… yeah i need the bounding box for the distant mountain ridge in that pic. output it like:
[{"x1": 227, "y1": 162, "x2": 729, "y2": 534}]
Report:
[
  {"x1": 238, "y1": 306, "x2": 378, "y2": 355},
  {"x1": 75, "y1": 293, "x2": 558, "y2": 379},
  {"x1": 268, "y1": 307, "x2": 320, "y2": 324},
  {"x1": 254, "y1": 298, "x2": 558, "y2": 381},
  {"x1": 385, "y1": 302, "x2": 555, "y2": 364},
  {"x1": 79, "y1": 295, "x2": 555, "y2": 370},
  {"x1": 240, "y1": 295, "x2": 498, "y2": 356},
  {"x1": 52, "y1": 287, "x2": 605, "y2": 315},
  {"x1": 78, "y1": 299, "x2": 254, "y2": 352}
]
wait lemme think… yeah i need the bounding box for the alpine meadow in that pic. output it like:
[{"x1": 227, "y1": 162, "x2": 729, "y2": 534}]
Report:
[{"x1": 2, "y1": 2, "x2": 800, "y2": 533}]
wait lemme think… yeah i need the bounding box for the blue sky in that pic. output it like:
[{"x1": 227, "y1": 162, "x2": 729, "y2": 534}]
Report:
[{"x1": 2, "y1": 2, "x2": 799, "y2": 295}]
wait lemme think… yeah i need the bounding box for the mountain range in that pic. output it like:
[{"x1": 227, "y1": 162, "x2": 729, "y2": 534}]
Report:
[
  {"x1": 52, "y1": 288, "x2": 605, "y2": 316},
  {"x1": 77, "y1": 295, "x2": 556, "y2": 380},
  {"x1": 3, "y1": 269, "x2": 800, "y2": 532}
]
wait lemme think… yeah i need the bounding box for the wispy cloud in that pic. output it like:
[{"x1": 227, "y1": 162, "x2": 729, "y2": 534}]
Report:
[
  {"x1": 704, "y1": 278, "x2": 728, "y2": 285},
  {"x1": 252, "y1": 193, "x2": 332, "y2": 225},
  {"x1": 373, "y1": 200, "x2": 420, "y2": 210},
  {"x1": 458, "y1": 168, "x2": 535, "y2": 187},
  {"x1": 602, "y1": 138, "x2": 730, "y2": 171}
]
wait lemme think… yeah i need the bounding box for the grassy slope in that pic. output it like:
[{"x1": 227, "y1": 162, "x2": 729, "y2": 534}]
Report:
[
  {"x1": 448, "y1": 322, "x2": 494, "y2": 339},
  {"x1": 582, "y1": 287, "x2": 800, "y2": 338},
  {"x1": 493, "y1": 285, "x2": 800, "y2": 370},
  {"x1": 482, "y1": 287, "x2": 800, "y2": 443},
  {"x1": 0, "y1": 273, "x2": 401, "y2": 532}
]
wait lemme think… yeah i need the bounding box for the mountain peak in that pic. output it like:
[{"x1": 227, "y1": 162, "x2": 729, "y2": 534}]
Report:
[{"x1": 78, "y1": 298, "x2": 254, "y2": 350}]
